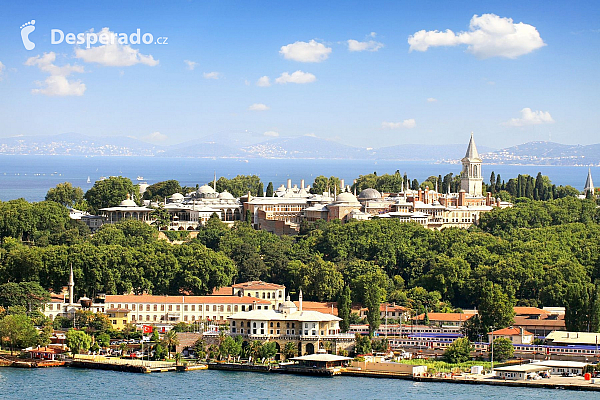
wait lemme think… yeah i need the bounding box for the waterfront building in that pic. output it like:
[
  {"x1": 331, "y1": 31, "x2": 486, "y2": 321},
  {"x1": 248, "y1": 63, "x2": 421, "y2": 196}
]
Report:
[
  {"x1": 545, "y1": 331, "x2": 600, "y2": 347},
  {"x1": 228, "y1": 290, "x2": 355, "y2": 356},
  {"x1": 359, "y1": 303, "x2": 409, "y2": 322},
  {"x1": 212, "y1": 281, "x2": 286, "y2": 309},
  {"x1": 493, "y1": 364, "x2": 551, "y2": 380},
  {"x1": 487, "y1": 327, "x2": 534, "y2": 345},
  {"x1": 535, "y1": 360, "x2": 590, "y2": 376},
  {"x1": 106, "y1": 308, "x2": 131, "y2": 330},
  {"x1": 412, "y1": 312, "x2": 475, "y2": 328}
]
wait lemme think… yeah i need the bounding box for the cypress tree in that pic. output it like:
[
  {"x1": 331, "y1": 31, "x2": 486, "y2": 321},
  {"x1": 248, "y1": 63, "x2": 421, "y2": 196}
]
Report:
[{"x1": 266, "y1": 182, "x2": 274, "y2": 197}]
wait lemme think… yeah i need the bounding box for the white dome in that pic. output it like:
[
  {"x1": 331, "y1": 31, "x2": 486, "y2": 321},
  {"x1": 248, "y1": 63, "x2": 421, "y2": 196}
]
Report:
[
  {"x1": 119, "y1": 195, "x2": 137, "y2": 207},
  {"x1": 336, "y1": 192, "x2": 360, "y2": 204},
  {"x1": 197, "y1": 184, "x2": 216, "y2": 194},
  {"x1": 170, "y1": 192, "x2": 184, "y2": 200},
  {"x1": 218, "y1": 191, "x2": 235, "y2": 200}
]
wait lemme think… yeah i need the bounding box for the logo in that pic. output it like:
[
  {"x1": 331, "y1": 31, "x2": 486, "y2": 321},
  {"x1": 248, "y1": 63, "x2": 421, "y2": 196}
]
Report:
[{"x1": 20, "y1": 20, "x2": 36, "y2": 50}]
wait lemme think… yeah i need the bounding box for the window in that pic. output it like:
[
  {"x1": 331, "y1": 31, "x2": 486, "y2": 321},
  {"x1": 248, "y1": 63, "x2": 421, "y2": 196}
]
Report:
[
  {"x1": 276, "y1": 330, "x2": 280, "y2": 335},
  {"x1": 184, "y1": 305, "x2": 188, "y2": 311},
  {"x1": 253, "y1": 322, "x2": 256, "y2": 328},
  {"x1": 206, "y1": 305, "x2": 210, "y2": 311},
  {"x1": 276, "y1": 322, "x2": 280, "y2": 328},
  {"x1": 154, "y1": 315, "x2": 157, "y2": 321},
  {"x1": 154, "y1": 305, "x2": 157, "y2": 311},
  {"x1": 219, "y1": 305, "x2": 224, "y2": 312},
  {"x1": 176, "y1": 305, "x2": 181, "y2": 311},
  {"x1": 161, "y1": 305, "x2": 165, "y2": 311},
  {"x1": 191, "y1": 316, "x2": 195, "y2": 321},
  {"x1": 168, "y1": 305, "x2": 173, "y2": 311},
  {"x1": 184, "y1": 315, "x2": 188, "y2": 321},
  {"x1": 234, "y1": 305, "x2": 238, "y2": 312},
  {"x1": 260, "y1": 322, "x2": 264, "y2": 328},
  {"x1": 227, "y1": 305, "x2": 231, "y2": 312},
  {"x1": 191, "y1": 305, "x2": 195, "y2": 311},
  {"x1": 270, "y1": 322, "x2": 274, "y2": 327},
  {"x1": 241, "y1": 305, "x2": 245, "y2": 312},
  {"x1": 261, "y1": 329, "x2": 264, "y2": 334},
  {"x1": 146, "y1": 315, "x2": 150, "y2": 321},
  {"x1": 247, "y1": 322, "x2": 250, "y2": 327},
  {"x1": 232, "y1": 328, "x2": 236, "y2": 333},
  {"x1": 132, "y1": 304, "x2": 136, "y2": 311},
  {"x1": 113, "y1": 320, "x2": 117, "y2": 324},
  {"x1": 213, "y1": 305, "x2": 217, "y2": 312},
  {"x1": 270, "y1": 330, "x2": 273, "y2": 334},
  {"x1": 232, "y1": 321, "x2": 236, "y2": 326},
  {"x1": 146, "y1": 305, "x2": 150, "y2": 311}
]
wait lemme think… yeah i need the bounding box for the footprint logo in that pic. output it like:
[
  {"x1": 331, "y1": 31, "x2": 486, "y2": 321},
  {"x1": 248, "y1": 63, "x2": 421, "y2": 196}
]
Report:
[{"x1": 20, "y1": 20, "x2": 36, "y2": 50}]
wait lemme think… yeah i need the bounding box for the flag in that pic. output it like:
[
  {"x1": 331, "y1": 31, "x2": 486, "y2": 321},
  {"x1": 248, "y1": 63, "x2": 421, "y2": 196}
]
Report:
[{"x1": 142, "y1": 325, "x2": 153, "y2": 334}]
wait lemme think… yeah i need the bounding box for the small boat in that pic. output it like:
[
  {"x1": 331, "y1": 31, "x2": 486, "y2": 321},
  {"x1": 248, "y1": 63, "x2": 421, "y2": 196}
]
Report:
[
  {"x1": 137, "y1": 176, "x2": 144, "y2": 181},
  {"x1": 87, "y1": 176, "x2": 91, "y2": 184}
]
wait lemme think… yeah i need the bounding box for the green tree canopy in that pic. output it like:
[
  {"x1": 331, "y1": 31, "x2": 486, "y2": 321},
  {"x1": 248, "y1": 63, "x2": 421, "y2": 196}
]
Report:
[
  {"x1": 45, "y1": 182, "x2": 84, "y2": 208},
  {"x1": 84, "y1": 176, "x2": 135, "y2": 214}
]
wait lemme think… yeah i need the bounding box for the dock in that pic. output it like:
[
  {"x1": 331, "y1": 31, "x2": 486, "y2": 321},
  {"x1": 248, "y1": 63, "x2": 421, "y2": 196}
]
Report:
[{"x1": 70, "y1": 355, "x2": 206, "y2": 373}]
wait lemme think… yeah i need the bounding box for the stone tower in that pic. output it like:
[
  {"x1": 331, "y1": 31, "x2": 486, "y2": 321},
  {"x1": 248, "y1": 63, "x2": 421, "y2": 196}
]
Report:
[
  {"x1": 460, "y1": 132, "x2": 483, "y2": 197},
  {"x1": 584, "y1": 168, "x2": 594, "y2": 197}
]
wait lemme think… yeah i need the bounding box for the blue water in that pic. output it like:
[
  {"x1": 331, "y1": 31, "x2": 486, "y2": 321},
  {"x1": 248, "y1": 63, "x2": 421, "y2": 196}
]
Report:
[
  {"x1": 0, "y1": 368, "x2": 592, "y2": 400},
  {"x1": 0, "y1": 155, "x2": 596, "y2": 202}
]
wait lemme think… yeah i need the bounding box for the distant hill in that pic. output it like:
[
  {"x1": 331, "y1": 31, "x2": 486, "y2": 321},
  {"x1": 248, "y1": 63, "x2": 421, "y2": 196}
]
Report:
[
  {"x1": 483, "y1": 141, "x2": 600, "y2": 166},
  {"x1": 1, "y1": 134, "x2": 597, "y2": 165}
]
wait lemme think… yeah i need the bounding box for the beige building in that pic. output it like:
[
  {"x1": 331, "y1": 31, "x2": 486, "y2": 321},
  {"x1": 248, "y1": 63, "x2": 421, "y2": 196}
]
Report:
[
  {"x1": 228, "y1": 291, "x2": 355, "y2": 356},
  {"x1": 213, "y1": 281, "x2": 286, "y2": 309},
  {"x1": 488, "y1": 327, "x2": 534, "y2": 345}
]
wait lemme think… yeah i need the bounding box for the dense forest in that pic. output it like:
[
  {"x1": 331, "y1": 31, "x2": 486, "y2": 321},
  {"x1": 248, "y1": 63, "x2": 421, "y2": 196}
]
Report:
[{"x1": 0, "y1": 173, "x2": 599, "y2": 333}]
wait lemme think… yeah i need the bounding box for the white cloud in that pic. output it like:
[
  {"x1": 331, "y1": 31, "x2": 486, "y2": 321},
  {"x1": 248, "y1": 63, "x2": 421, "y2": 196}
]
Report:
[
  {"x1": 142, "y1": 131, "x2": 168, "y2": 142},
  {"x1": 382, "y1": 119, "x2": 416, "y2": 129},
  {"x1": 248, "y1": 103, "x2": 269, "y2": 111},
  {"x1": 25, "y1": 52, "x2": 86, "y2": 96},
  {"x1": 256, "y1": 76, "x2": 271, "y2": 87},
  {"x1": 203, "y1": 72, "x2": 220, "y2": 79},
  {"x1": 279, "y1": 40, "x2": 332, "y2": 62},
  {"x1": 184, "y1": 60, "x2": 197, "y2": 70},
  {"x1": 347, "y1": 33, "x2": 384, "y2": 52},
  {"x1": 275, "y1": 70, "x2": 316, "y2": 84},
  {"x1": 0, "y1": 61, "x2": 4, "y2": 80},
  {"x1": 427, "y1": 97, "x2": 437, "y2": 102},
  {"x1": 408, "y1": 14, "x2": 546, "y2": 59},
  {"x1": 75, "y1": 28, "x2": 159, "y2": 67},
  {"x1": 503, "y1": 108, "x2": 555, "y2": 127},
  {"x1": 263, "y1": 131, "x2": 279, "y2": 137}
]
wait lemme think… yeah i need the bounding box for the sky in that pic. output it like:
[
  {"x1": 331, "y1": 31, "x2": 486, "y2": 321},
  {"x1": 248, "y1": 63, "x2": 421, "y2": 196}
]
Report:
[{"x1": 0, "y1": 0, "x2": 599, "y2": 150}]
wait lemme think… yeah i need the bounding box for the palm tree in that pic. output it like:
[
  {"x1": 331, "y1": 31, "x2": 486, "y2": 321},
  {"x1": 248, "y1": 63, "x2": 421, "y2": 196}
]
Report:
[
  {"x1": 283, "y1": 341, "x2": 297, "y2": 360},
  {"x1": 119, "y1": 342, "x2": 129, "y2": 357},
  {"x1": 162, "y1": 329, "x2": 179, "y2": 359},
  {"x1": 249, "y1": 340, "x2": 262, "y2": 363},
  {"x1": 174, "y1": 352, "x2": 182, "y2": 366}
]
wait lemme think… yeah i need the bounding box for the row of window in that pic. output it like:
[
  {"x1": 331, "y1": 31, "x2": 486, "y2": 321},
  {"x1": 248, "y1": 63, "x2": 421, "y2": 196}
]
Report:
[
  {"x1": 108, "y1": 303, "x2": 243, "y2": 312},
  {"x1": 131, "y1": 314, "x2": 225, "y2": 322}
]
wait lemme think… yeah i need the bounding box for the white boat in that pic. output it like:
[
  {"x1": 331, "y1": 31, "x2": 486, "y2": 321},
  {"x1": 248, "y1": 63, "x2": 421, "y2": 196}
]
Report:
[
  {"x1": 87, "y1": 176, "x2": 91, "y2": 184},
  {"x1": 137, "y1": 176, "x2": 144, "y2": 181}
]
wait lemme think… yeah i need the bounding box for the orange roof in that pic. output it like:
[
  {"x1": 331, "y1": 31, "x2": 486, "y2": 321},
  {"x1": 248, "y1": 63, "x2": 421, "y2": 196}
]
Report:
[
  {"x1": 295, "y1": 301, "x2": 338, "y2": 316},
  {"x1": 379, "y1": 303, "x2": 408, "y2": 312},
  {"x1": 232, "y1": 281, "x2": 285, "y2": 290},
  {"x1": 212, "y1": 286, "x2": 234, "y2": 295},
  {"x1": 489, "y1": 327, "x2": 534, "y2": 336},
  {"x1": 105, "y1": 294, "x2": 270, "y2": 305},
  {"x1": 513, "y1": 307, "x2": 549, "y2": 315},
  {"x1": 29, "y1": 346, "x2": 61, "y2": 354},
  {"x1": 414, "y1": 313, "x2": 474, "y2": 322},
  {"x1": 514, "y1": 315, "x2": 565, "y2": 328}
]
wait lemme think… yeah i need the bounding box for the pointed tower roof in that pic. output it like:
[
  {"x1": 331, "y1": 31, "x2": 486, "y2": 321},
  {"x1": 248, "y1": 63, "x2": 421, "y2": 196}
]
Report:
[
  {"x1": 584, "y1": 168, "x2": 594, "y2": 193},
  {"x1": 463, "y1": 132, "x2": 481, "y2": 162},
  {"x1": 69, "y1": 264, "x2": 74, "y2": 286}
]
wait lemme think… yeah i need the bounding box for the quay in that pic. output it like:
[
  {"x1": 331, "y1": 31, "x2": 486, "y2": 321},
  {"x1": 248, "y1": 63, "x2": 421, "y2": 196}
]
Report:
[{"x1": 69, "y1": 355, "x2": 206, "y2": 373}]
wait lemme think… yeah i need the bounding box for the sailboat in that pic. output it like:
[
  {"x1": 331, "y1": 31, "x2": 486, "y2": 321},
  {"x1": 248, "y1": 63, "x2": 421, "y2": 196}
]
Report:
[{"x1": 87, "y1": 176, "x2": 91, "y2": 184}]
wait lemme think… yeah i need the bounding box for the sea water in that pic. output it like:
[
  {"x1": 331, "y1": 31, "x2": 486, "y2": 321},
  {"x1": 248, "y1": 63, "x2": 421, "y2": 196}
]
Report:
[
  {"x1": 0, "y1": 155, "x2": 596, "y2": 202},
  {"x1": 0, "y1": 368, "x2": 593, "y2": 400}
]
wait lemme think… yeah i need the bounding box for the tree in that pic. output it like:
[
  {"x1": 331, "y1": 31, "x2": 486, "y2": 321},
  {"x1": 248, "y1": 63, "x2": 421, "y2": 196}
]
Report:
[
  {"x1": 283, "y1": 341, "x2": 297, "y2": 359},
  {"x1": 219, "y1": 336, "x2": 241, "y2": 360},
  {"x1": 354, "y1": 333, "x2": 371, "y2": 355},
  {"x1": 143, "y1": 180, "x2": 182, "y2": 201},
  {"x1": 337, "y1": 286, "x2": 351, "y2": 333},
  {"x1": 96, "y1": 332, "x2": 111, "y2": 348},
  {"x1": 0, "y1": 313, "x2": 38, "y2": 355},
  {"x1": 162, "y1": 329, "x2": 179, "y2": 359},
  {"x1": 259, "y1": 341, "x2": 277, "y2": 361},
  {"x1": 193, "y1": 338, "x2": 206, "y2": 359},
  {"x1": 444, "y1": 337, "x2": 473, "y2": 363},
  {"x1": 266, "y1": 182, "x2": 274, "y2": 197},
  {"x1": 492, "y1": 337, "x2": 514, "y2": 361},
  {"x1": 119, "y1": 342, "x2": 129, "y2": 357},
  {"x1": 153, "y1": 343, "x2": 167, "y2": 360},
  {"x1": 66, "y1": 329, "x2": 92, "y2": 354},
  {"x1": 84, "y1": 176, "x2": 135, "y2": 214},
  {"x1": 150, "y1": 206, "x2": 170, "y2": 230},
  {"x1": 478, "y1": 282, "x2": 515, "y2": 331},
  {"x1": 0, "y1": 282, "x2": 50, "y2": 313},
  {"x1": 45, "y1": 182, "x2": 84, "y2": 208}
]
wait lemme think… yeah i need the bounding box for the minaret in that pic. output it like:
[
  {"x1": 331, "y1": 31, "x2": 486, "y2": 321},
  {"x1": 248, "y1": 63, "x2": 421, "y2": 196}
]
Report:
[
  {"x1": 68, "y1": 264, "x2": 75, "y2": 305},
  {"x1": 584, "y1": 168, "x2": 594, "y2": 196},
  {"x1": 213, "y1": 171, "x2": 217, "y2": 191},
  {"x1": 460, "y1": 132, "x2": 483, "y2": 197},
  {"x1": 299, "y1": 289, "x2": 303, "y2": 312}
]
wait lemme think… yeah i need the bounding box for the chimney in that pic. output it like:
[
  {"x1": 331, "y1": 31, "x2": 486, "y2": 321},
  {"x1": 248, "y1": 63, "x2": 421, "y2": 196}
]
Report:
[
  {"x1": 301, "y1": 179, "x2": 305, "y2": 190},
  {"x1": 424, "y1": 186, "x2": 429, "y2": 204},
  {"x1": 458, "y1": 190, "x2": 466, "y2": 207},
  {"x1": 486, "y1": 191, "x2": 492, "y2": 206},
  {"x1": 287, "y1": 179, "x2": 292, "y2": 189},
  {"x1": 418, "y1": 188, "x2": 422, "y2": 202}
]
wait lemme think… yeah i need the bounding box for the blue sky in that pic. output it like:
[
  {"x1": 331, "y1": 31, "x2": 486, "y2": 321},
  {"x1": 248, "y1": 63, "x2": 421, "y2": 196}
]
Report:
[{"x1": 0, "y1": 0, "x2": 598, "y2": 149}]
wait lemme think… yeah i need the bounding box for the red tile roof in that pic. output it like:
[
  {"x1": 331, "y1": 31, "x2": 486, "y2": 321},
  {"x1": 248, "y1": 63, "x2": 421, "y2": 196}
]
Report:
[
  {"x1": 513, "y1": 315, "x2": 565, "y2": 328},
  {"x1": 295, "y1": 301, "x2": 338, "y2": 315},
  {"x1": 211, "y1": 286, "x2": 235, "y2": 295},
  {"x1": 105, "y1": 294, "x2": 270, "y2": 304},
  {"x1": 232, "y1": 281, "x2": 285, "y2": 290},
  {"x1": 489, "y1": 327, "x2": 534, "y2": 336},
  {"x1": 413, "y1": 313, "x2": 474, "y2": 322}
]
